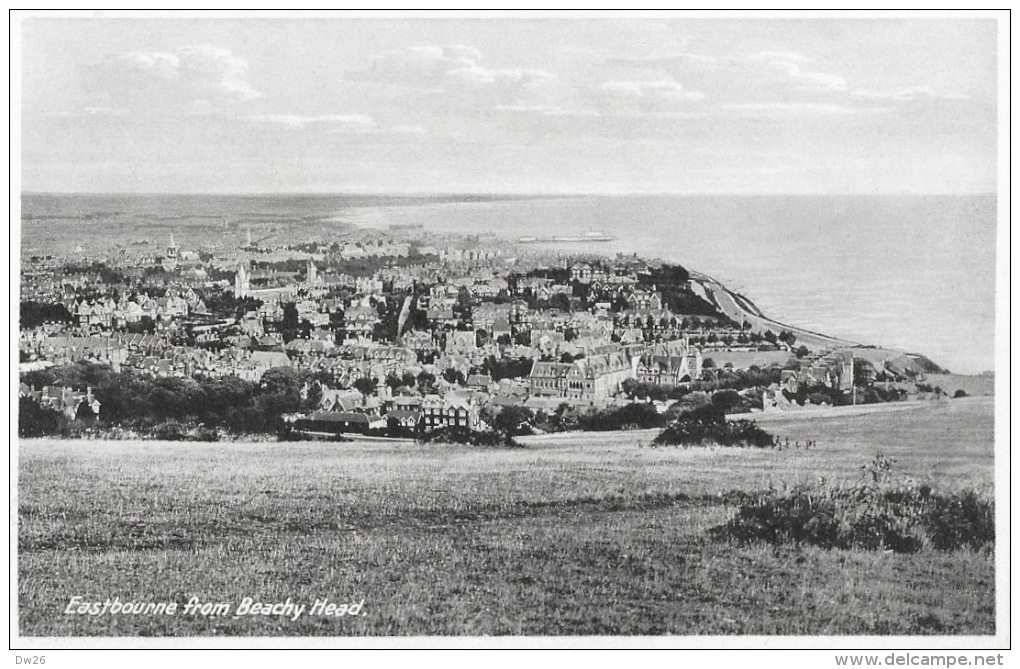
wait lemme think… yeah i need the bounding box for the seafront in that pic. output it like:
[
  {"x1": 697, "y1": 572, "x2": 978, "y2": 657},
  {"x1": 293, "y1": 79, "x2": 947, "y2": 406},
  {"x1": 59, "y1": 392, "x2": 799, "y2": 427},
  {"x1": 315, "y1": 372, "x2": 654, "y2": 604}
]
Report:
[{"x1": 688, "y1": 270, "x2": 861, "y2": 350}]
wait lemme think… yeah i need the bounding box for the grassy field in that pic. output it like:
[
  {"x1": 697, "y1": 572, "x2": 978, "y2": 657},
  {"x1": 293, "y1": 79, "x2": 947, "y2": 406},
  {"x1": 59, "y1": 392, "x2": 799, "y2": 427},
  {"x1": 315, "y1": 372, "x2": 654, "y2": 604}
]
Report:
[{"x1": 18, "y1": 397, "x2": 995, "y2": 637}]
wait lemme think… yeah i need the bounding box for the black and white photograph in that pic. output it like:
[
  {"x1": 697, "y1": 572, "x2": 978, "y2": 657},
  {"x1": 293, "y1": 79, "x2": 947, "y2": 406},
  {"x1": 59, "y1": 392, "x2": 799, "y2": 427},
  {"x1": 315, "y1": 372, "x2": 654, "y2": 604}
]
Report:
[{"x1": 10, "y1": 10, "x2": 1009, "y2": 656}]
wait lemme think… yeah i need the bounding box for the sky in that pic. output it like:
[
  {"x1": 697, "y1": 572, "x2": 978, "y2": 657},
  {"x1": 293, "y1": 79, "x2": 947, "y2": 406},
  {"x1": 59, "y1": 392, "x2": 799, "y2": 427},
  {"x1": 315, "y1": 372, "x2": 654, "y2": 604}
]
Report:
[{"x1": 17, "y1": 14, "x2": 1000, "y2": 194}]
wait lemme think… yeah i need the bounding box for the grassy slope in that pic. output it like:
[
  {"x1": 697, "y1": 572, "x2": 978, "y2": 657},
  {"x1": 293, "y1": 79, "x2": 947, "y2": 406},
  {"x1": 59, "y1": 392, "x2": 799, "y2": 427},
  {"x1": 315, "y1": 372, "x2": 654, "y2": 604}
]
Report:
[{"x1": 18, "y1": 397, "x2": 995, "y2": 636}]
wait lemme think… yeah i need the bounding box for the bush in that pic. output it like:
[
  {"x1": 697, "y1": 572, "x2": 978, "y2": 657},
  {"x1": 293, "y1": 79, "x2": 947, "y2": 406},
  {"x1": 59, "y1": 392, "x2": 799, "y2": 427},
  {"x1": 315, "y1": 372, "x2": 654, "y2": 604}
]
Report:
[
  {"x1": 711, "y1": 389, "x2": 742, "y2": 412},
  {"x1": 151, "y1": 420, "x2": 190, "y2": 441},
  {"x1": 19, "y1": 398, "x2": 67, "y2": 438},
  {"x1": 652, "y1": 404, "x2": 776, "y2": 448},
  {"x1": 191, "y1": 425, "x2": 221, "y2": 442},
  {"x1": 579, "y1": 402, "x2": 667, "y2": 432},
  {"x1": 954, "y1": 389, "x2": 969, "y2": 398},
  {"x1": 709, "y1": 456, "x2": 994, "y2": 553},
  {"x1": 417, "y1": 426, "x2": 522, "y2": 448}
]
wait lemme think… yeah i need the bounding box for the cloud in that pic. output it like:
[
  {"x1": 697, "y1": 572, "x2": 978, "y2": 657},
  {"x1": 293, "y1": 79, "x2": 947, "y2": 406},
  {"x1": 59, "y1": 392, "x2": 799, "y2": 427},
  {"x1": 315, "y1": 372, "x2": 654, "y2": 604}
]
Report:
[
  {"x1": 747, "y1": 52, "x2": 847, "y2": 93},
  {"x1": 597, "y1": 79, "x2": 705, "y2": 102},
  {"x1": 495, "y1": 104, "x2": 599, "y2": 117},
  {"x1": 606, "y1": 50, "x2": 848, "y2": 100},
  {"x1": 48, "y1": 106, "x2": 130, "y2": 118},
  {"x1": 246, "y1": 114, "x2": 376, "y2": 130},
  {"x1": 350, "y1": 44, "x2": 553, "y2": 92},
  {"x1": 582, "y1": 78, "x2": 706, "y2": 118},
  {"x1": 447, "y1": 63, "x2": 553, "y2": 88},
  {"x1": 88, "y1": 45, "x2": 261, "y2": 109},
  {"x1": 850, "y1": 86, "x2": 970, "y2": 102},
  {"x1": 384, "y1": 124, "x2": 428, "y2": 135},
  {"x1": 720, "y1": 102, "x2": 857, "y2": 116}
]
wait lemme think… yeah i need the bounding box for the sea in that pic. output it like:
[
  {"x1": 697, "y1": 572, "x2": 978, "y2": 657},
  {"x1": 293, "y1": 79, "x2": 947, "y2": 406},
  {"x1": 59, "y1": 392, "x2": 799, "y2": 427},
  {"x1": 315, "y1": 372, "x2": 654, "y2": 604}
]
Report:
[{"x1": 19, "y1": 193, "x2": 998, "y2": 375}]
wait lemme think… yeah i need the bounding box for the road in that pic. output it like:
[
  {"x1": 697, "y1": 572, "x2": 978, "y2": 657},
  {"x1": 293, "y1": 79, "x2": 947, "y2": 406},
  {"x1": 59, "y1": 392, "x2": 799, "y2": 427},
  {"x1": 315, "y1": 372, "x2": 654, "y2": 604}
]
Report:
[{"x1": 688, "y1": 271, "x2": 860, "y2": 350}]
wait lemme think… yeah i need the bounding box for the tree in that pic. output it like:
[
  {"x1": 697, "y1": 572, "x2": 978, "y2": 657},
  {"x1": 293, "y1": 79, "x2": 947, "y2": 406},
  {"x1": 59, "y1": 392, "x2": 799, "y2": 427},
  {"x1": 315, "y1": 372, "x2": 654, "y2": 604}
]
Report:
[
  {"x1": 677, "y1": 391, "x2": 711, "y2": 414},
  {"x1": 807, "y1": 392, "x2": 830, "y2": 405},
  {"x1": 442, "y1": 368, "x2": 465, "y2": 386},
  {"x1": 302, "y1": 380, "x2": 324, "y2": 412},
  {"x1": 853, "y1": 359, "x2": 877, "y2": 388},
  {"x1": 19, "y1": 398, "x2": 65, "y2": 438},
  {"x1": 711, "y1": 389, "x2": 742, "y2": 412},
  {"x1": 353, "y1": 376, "x2": 378, "y2": 396},
  {"x1": 417, "y1": 371, "x2": 437, "y2": 394},
  {"x1": 75, "y1": 400, "x2": 97, "y2": 423},
  {"x1": 20, "y1": 301, "x2": 74, "y2": 329},
  {"x1": 702, "y1": 357, "x2": 716, "y2": 369},
  {"x1": 493, "y1": 406, "x2": 535, "y2": 436},
  {"x1": 261, "y1": 367, "x2": 304, "y2": 397},
  {"x1": 621, "y1": 378, "x2": 639, "y2": 397},
  {"x1": 280, "y1": 302, "x2": 300, "y2": 343}
]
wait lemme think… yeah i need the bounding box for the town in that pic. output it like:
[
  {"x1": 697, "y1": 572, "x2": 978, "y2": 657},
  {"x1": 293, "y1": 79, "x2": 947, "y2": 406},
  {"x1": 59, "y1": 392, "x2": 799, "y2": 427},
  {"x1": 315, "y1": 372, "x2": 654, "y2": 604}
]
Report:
[{"x1": 18, "y1": 222, "x2": 947, "y2": 442}]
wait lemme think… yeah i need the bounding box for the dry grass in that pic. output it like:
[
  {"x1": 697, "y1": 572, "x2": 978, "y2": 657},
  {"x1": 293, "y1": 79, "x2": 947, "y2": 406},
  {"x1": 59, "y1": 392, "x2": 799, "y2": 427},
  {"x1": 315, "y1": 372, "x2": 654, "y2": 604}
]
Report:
[{"x1": 18, "y1": 397, "x2": 995, "y2": 636}]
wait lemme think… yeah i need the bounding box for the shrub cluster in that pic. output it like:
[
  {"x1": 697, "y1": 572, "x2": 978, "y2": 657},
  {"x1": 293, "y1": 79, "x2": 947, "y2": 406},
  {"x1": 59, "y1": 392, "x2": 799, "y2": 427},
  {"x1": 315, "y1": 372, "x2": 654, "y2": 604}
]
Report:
[
  {"x1": 709, "y1": 457, "x2": 994, "y2": 553},
  {"x1": 416, "y1": 426, "x2": 522, "y2": 448},
  {"x1": 150, "y1": 420, "x2": 221, "y2": 442},
  {"x1": 537, "y1": 402, "x2": 668, "y2": 433},
  {"x1": 651, "y1": 404, "x2": 777, "y2": 448}
]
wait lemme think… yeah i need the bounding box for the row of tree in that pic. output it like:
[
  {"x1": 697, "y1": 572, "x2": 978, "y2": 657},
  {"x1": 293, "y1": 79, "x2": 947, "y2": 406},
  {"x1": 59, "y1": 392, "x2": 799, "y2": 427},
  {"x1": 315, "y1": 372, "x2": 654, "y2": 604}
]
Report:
[{"x1": 20, "y1": 361, "x2": 317, "y2": 437}]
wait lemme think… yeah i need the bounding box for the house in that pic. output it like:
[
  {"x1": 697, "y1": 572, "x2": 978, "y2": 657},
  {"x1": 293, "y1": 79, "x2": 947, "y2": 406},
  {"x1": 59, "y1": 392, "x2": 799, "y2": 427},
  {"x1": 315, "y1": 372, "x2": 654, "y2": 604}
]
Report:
[
  {"x1": 345, "y1": 304, "x2": 380, "y2": 339},
  {"x1": 421, "y1": 394, "x2": 480, "y2": 431},
  {"x1": 473, "y1": 303, "x2": 512, "y2": 331},
  {"x1": 570, "y1": 263, "x2": 593, "y2": 284},
  {"x1": 466, "y1": 374, "x2": 493, "y2": 390},
  {"x1": 385, "y1": 410, "x2": 421, "y2": 430},
  {"x1": 491, "y1": 318, "x2": 512, "y2": 342},
  {"x1": 291, "y1": 411, "x2": 384, "y2": 436},
  {"x1": 320, "y1": 388, "x2": 364, "y2": 412},
  {"x1": 445, "y1": 330, "x2": 476, "y2": 354},
  {"x1": 251, "y1": 350, "x2": 291, "y2": 368},
  {"x1": 391, "y1": 395, "x2": 423, "y2": 413},
  {"x1": 28, "y1": 385, "x2": 101, "y2": 420},
  {"x1": 530, "y1": 330, "x2": 564, "y2": 352},
  {"x1": 626, "y1": 289, "x2": 663, "y2": 312}
]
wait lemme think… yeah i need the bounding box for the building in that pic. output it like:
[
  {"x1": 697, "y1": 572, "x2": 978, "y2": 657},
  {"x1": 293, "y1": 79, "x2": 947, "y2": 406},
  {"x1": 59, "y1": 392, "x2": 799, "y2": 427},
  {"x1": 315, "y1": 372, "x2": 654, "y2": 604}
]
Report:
[
  {"x1": 529, "y1": 362, "x2": 573, "y2": 397},
  {"x1": 421, "y1": 394, "x2": 480, "y2": 431},
  {"x1": 636, "y1": 339, "x2": 703, "y2": 387},
  {"x1": 570, "y1": 262, "x2": 593, "y2": 284},
  {"x1": 345, "y1": 303, "x2": 380, "y2": 339},
  {"x1": 22, "y1": 385, "x2": 101, "y2": 420},
  {"x1": 161, "y1": 234, "x2": 179, "y2": 272},
  {"x1": 445, "y1": 330, "x2": 477, "y2": 354},
  {"x1": 290, "y1": 411, "x2": 384, "y2": 436},
  {"x1": 234, "y1": 262, "x2": 250, "y2": 298},
  {"x1": 529, "y1": 351, "x2": 636, "y2": 401}
]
